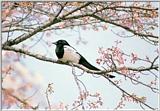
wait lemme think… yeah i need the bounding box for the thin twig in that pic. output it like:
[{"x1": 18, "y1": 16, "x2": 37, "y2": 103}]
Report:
[
  {"x1": 45, "y1": 83, "x2": 54, "y2": 110},
  {"x1": 102, "y1": 75, "x2": 156, "y2": 110}
]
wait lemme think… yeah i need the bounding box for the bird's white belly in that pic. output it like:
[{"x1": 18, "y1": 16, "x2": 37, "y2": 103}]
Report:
[{"x1": 59, "y1": 46, "x2": 80, "y2": 63}]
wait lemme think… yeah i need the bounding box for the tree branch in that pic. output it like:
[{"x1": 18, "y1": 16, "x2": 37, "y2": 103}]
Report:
[
  {"x1": 2, "y1": 2, "x2": 92, "y2": 48},
  {"x1": 102, "y1": 76, "x2": 156, "y2": 110},
  {"x1": 89, "y1": 14, "x2": 158, "y2": 39},
  {"x1": 2, "y1": 18, "x2": 61, "y2": 47},
  {"x1": 62, "y1": 2, "x2": 92, "y2": 18},
  {"x1": 2, "y1": 45, "x2": 158, "y2": 76},
  {"x1": 2, "y1": 88, "x2": 38, "y2": 109},
  {"x1": 3, "y1": 3, "x2": 158, "y2": 47}
]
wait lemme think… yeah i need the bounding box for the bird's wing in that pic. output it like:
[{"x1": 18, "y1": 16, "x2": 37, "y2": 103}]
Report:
[
  {"x1": 79, "y1": 56, "x2": 115, "y2": 78},
  {"x1": 60, "y1": 45, "x2": 80, "y2": 63},
  {"x1": 79, "y1": 55, "x2": 100, "y2": 71}
]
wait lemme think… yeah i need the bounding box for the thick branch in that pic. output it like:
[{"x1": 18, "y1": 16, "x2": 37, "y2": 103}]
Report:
[{"x1": 3, "y1": 46, "x2": 158, "y2": 75}]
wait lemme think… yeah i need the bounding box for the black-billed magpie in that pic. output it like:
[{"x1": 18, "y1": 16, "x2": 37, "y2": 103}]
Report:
[{"x1": 52, "y1": 40, "x2": 115, "y2": 78}]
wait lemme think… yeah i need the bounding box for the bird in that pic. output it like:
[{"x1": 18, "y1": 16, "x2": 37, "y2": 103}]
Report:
[{"x1": 52, "y1": 40, "x2": 115, "y2": 78}]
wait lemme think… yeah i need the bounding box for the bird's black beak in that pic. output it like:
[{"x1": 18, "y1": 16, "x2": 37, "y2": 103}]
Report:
[{"x1": 52, "y1": 42, "x2": 57, "y2": 45}]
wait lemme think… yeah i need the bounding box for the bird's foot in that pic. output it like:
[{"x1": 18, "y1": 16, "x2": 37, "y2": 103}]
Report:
[{"x1": 57, "y1": 60, "x2": 63, "y2": 63}]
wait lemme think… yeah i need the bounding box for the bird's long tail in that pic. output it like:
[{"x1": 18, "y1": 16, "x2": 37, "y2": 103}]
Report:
[{"x1": 79, "y1": 56, "x2": 115, "y2": 78}]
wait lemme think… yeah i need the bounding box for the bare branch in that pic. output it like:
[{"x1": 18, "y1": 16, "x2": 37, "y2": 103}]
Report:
[
  {"x1": 2, "y1": 18, "x2": 61, "y2": 47},
  {"x1": 62, "y1": 2, "x2": 92, "y2": 18},
  {"x1": 45, "y1": 83, "x2": 54, "y2": 110},
  {"x1": 2, "y1": 88, "x2": 38, "y2": 109},
  {"x1": 89, "y1": 14, "x2": 158, "y2": 40},
  {"x1": 102, "y1": 76, "x2": 156, "y2": 110},
  {"x1": 3, "y1": 46, "x2": 158, "y2": 76},
  {"x1": 2, "y1": 2, "x2": 93, "y2": 47}
]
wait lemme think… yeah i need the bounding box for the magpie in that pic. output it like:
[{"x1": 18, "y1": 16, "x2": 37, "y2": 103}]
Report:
[{"x1": 52, "y1": 40, "x2": 115, "y2": 78}]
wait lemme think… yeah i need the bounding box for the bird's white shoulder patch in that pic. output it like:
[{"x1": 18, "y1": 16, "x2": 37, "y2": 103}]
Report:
[{"x1": 59, "y1": 45, "x2": 80, "y2": 63}]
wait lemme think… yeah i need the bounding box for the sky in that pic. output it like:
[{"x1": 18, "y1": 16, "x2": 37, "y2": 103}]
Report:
[{"x1": 18, "y1": 25, "x2": 158, "y2": 110}]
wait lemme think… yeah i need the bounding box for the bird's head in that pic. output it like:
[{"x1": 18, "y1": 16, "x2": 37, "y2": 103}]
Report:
[{"x1": 52, "y1": 40, "x2": 70, "y2": 46}]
